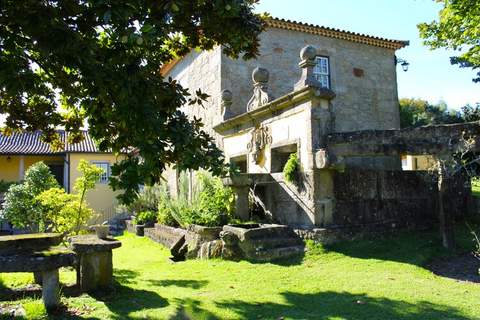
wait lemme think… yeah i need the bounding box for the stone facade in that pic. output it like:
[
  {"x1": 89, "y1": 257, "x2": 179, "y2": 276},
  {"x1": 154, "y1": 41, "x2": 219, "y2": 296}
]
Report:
[
  {"x1": 161, "y1": 20, "x2": 474, "y2": 231},
  {"x1": 222, "y1": 27, "x2": 401, "y2": 133},
  {"x1": 166, "y1": 26, "x2": 402, "y2": 138}
]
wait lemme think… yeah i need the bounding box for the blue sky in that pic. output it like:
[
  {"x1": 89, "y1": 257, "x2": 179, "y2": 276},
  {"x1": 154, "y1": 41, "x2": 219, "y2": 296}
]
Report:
[{"x1": 255, "y1": 0, "x2": 479, "y2": 110}]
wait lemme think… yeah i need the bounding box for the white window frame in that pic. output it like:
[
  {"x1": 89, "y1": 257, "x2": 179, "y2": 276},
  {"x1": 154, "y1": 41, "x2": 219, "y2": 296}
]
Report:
[
  {"x1": 313, "y1": 56, "x2": 330, "y2": 89},
  {"x1": 91, "y1": 161, "x2": 110, "y2": 184}
]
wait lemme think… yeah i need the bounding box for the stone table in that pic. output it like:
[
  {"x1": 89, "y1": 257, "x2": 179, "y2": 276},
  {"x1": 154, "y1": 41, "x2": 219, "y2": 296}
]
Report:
[
  {"x1": 0, "y1": 233, "x2": 75, "y2": 310},
  {"x1": 69, "y1": 235, "x2": 121, "y2": 292}
]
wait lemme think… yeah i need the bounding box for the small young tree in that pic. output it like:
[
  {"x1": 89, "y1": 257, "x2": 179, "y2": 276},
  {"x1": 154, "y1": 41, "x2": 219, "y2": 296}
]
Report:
[
  {"x1": 73, "y1": 160, "x2": 103, "y2": 234},
  {"x1": 0, "y1": 162, "x2": 59, "y2": 232}
]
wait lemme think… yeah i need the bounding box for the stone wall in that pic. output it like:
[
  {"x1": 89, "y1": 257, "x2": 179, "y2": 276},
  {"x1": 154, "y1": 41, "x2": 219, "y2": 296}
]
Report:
[
  {"x1": 166, "y1": 47, "x2": 223, "y2": 146},
  {"x1": 221, "y1": 27, "x2": 401, "y2": 132},
  {"x1": 332, "y1": 169, "x2": 470, "y2": 228}
]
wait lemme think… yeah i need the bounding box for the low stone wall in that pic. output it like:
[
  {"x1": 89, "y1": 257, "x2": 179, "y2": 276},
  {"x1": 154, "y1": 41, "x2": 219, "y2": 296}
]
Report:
[
  {"x1": 332, "y1": 169, "x2": 471, "y2": 228},
  {"x1": 144, "y1": 224, "x2": 187, "y2": 249},
  {"x1": 294, "y1": 221, "x2": 431, "y2": 245},
  {"x1": 185, "y1": 225, "x2": 223, "y2": 259}
]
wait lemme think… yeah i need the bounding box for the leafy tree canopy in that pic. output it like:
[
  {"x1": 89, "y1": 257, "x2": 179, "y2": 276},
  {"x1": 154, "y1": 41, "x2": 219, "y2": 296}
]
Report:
[
  {"x1": 418, "y1": 0, "x2": 480, "y2": 82},
  {"x1": 0, "y1": 0, "x2": 264, "y2": 204},
  {"x1": 399, "y1": 98, "x2": 463, "y2": 128}
]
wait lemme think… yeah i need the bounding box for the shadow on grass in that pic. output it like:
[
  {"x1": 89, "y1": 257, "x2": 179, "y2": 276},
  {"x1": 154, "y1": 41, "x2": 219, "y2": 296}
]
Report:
[
  {"x1": 148, "y1": 279, "x2": 208, "y2": 289},
  {"x1": 168, "y1": 298, "x2": 219, "y2": 320},
  {"x1": 114, "y1": 268, "x2": 141, "y2": 285},
  {"x1": 0, "y1": 283, "x2": 79, "y2": 301},
  {"x1": 217, "y1": 291, "x2": 472, "y2": 320},
  {"x1": 88, "y1": 280, "x2": 168, "y2": 318},
  {"x1": 324, "y1": 223, "x2": 479, "y2": 267}
]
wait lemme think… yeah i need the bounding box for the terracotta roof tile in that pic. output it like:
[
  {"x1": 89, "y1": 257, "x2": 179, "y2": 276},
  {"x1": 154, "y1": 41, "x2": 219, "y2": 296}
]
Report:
[
  {"x1": 267, "y1": 18, "x2": 409, "y2": 50},
  {"x1": 0, "y1": 131, "x2": 104, "y2": 155}
]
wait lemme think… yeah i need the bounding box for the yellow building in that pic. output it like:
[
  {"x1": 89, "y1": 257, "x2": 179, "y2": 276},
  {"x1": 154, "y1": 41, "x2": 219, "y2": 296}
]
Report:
[
  {"x1": 401, "y1": 154, "x2": 436, "y2": 171},
  {"x1": 0, "y1": 131, "x2": 122, "y2": 223}
]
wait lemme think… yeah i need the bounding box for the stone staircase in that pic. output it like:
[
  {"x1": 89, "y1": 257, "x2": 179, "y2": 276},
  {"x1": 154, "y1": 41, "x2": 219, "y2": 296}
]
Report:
[{"x1": 222, "y1": 224, "x2": 305, "y2": 262}]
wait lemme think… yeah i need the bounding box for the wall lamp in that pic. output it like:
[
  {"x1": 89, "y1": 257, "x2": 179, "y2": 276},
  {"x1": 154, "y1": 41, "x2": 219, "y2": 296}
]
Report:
[{"x1": 395, "y1": 56, "x2": 410, "y2": 72}]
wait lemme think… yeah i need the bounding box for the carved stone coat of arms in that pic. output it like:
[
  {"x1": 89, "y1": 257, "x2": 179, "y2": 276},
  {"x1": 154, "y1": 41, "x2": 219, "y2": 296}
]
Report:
[{"x1": 247, "y1": 125, "x2": 272, "y2": 164}]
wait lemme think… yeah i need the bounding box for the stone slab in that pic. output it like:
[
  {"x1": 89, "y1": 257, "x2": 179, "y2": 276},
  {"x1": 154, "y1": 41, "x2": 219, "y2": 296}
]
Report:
[
  {"x1": 69, "y1": 235, "x2": 121, "y2": 253},
  {"x1": 0, "y1": 246, "x2": 75, "y2": 272},
  {"x1": 0, "y1": 233, "x2": 63, "y2": 255}
]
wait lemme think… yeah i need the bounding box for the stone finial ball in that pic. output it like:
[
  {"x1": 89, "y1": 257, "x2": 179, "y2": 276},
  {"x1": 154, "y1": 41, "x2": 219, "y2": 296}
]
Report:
[
  {"x1": 221, "y1": 89, "x2": 233, "y2": 102},
  {"x1": 252, "y1": 67, "x2": 269, "y2": 83},
  {"x1": 300, "y1": 45, "x2": 317, "y2": 61}
]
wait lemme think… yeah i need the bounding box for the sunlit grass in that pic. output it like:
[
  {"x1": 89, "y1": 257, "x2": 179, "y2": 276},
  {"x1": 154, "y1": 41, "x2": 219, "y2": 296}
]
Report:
[{"x1": 1, "y1": 227, "x2": 479, "y2": 319}]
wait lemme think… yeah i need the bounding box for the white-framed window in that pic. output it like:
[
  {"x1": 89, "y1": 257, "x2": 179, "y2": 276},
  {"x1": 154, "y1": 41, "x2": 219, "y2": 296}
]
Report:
[
  {"x1": 313, "y1": 56, "x2": 330, "y2": 89},
  {"x1": 92, "y1": 161, "x2": 110, "y2": 184}
]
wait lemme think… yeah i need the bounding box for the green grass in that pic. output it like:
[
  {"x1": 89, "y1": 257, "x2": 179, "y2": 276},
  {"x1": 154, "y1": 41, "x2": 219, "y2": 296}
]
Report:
[
  {"x1": 472, "y1": 178, "x2": 480, "y2": 197},
  {"x1": 1, "y1": 227, "x2": 480, "y2": 320}
]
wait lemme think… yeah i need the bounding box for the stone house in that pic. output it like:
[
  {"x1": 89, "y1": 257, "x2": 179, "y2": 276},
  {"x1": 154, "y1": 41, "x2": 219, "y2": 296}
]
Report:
[{"x1": 162, "y1": 18, "x2": 471, "y2": 230}]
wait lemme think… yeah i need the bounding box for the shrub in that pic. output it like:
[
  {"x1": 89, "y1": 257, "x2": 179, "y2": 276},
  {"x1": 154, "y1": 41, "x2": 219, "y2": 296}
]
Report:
[
  {"x1": 0, "y1": 162, "x2": 59, "y2": 232},
  {"x1": 36, "y1": 188, "x2": 94, "y2": 235},
  {"x1": 128, "y1": 184, "x2": 164, "y2": 213},
  {"x1": 164, "y1": 171, "x2": 235, "y2": 227},
  {"x1": 134, "y1": 210, "x2": 157, "y2": 225},
  {"x1": 158, "y1": 201, "x2": 178, "y2": 227},
  {"x1": 283, "y1": 152, "x2": 299, "y2": 183}
]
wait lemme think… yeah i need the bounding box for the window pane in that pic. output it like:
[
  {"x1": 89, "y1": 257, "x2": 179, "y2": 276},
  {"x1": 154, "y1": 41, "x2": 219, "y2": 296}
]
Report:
[
  {"x1": 93, "y1": 162, "x2": 110, "y2": 183},
  {"x1": 313, "y1": 56, "x2": 330, "y2": 89}
]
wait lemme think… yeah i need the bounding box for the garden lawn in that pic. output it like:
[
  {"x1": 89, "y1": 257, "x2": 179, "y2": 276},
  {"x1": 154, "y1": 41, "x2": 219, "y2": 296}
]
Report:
[
  {"x1": 472, "y1": 179, "x2": 480, "y2": 197},
  {"x1": 1, "y1": 228, "x2": 480, "y2": 320}
]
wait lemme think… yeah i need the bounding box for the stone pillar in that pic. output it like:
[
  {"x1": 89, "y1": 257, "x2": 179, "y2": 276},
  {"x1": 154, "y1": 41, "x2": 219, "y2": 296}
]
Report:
[
  {"x1": 221, "y1": 89, "x2": 234, "y2": 120},
  {"x1": 41, "y1": 269, "x2": 60, "y2": 310},
  {"x1": 78, "y1": 251, "x2": 113, "y2": 292},
  {"x1": 294, "y1": 45, "x2": 319, "y2": 90},
  {"x1": 294, "y1": 45, "x2": 336, "y2": 99},
  {"x1": 246, "y1": 67, "x2": 273, "y2": 112},
  {"x1": 233, "y1": 185, "x2": 250, "y2": 221}
]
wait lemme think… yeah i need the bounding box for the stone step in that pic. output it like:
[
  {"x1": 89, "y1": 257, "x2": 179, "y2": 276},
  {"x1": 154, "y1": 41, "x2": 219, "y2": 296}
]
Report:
[{"x1": 250, "y1": 245, "x2": 306, "y2": 262}]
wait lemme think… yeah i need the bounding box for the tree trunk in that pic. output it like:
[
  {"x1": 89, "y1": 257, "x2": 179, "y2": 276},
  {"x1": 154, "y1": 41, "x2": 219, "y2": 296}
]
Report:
[{"x1": 437, "y1": 166, "x2": 455, "y2": 250}]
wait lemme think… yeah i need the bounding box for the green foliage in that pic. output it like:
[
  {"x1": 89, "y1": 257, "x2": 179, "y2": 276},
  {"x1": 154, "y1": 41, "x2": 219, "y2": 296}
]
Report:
[
  {"x1": 74, "y1": 160, "x2": 103, "y2": 194},
  {"x1": 418, "y1": 0, "x2": 480, "y2": 82},
  {"x1": 128, "y1": 184, "x2": 165, "y2": 213},
  {"x1": 73, "y1": 160, "x2": 103, "y2": 234},
  {"x1": 461, "y1": 103, "x2": 480, "y2": 122},
  {"x1": 133, "y1": 210, "x2": 157, "y2": 226},
  {"x1": 283, "y1": 152, "x2": 299, "y2": 183},
  {"x1": 399, "y1": 98, "x2": 463, "y2": 128},
  {"x1": 472, "y1": 177, "x2": 480, "y2": 197},
  {"x1": 0, "y1": 1, "x2": 265, "y2": 205},
  {"x1": 157, "y1": 202, "x2": 179, "y2": 227},
  {"x1": 36, "y1": 187, "x2": 94, "y2": 235},
  {"x1": 0, "y1": 180, "x2": 17, "y2": 193},
  {"x1": 0, "y1": 162, "x2": 59, "y2": 232},
  {"x1": 159, "y1": 171, "x2": 235, "y2": 227}
]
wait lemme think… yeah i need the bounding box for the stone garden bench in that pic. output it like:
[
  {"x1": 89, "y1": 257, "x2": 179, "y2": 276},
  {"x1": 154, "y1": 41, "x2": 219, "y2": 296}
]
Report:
[
  {"x1": 0, "y1": 233, "x2": 122, "y2": 310},
  {"x1": 69, "y1": 235, "x2": 121, "y2": 292},
  {"x1": 0, "y1": 233, "x2": 75, "y2": 310}
]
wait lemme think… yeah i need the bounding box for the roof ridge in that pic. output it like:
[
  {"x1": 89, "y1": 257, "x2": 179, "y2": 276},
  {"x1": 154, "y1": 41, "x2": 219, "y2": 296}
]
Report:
[{"x1": 267, "y1": 17, "x2": 409, "y2": 50}]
